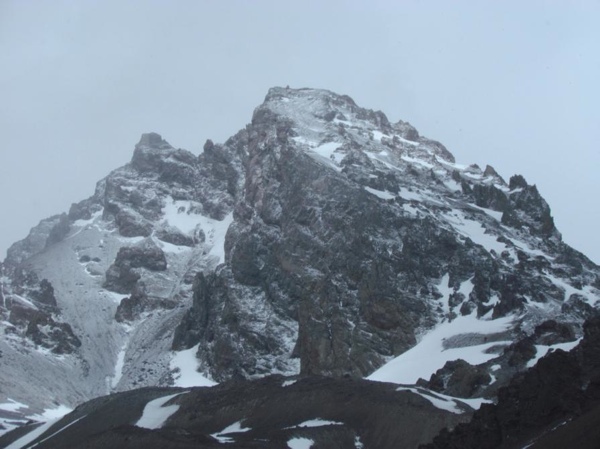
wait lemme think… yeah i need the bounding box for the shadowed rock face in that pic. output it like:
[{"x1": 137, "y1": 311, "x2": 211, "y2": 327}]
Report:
[
  {"x1": 171, "y1": 87, "x2": 599, "y2": 382},
  {"x1": 422, "y1": 317, "x2": 600, "y2": 449},
  {"x1": 0, "y1": 376, "x2": 471, "y2": 449},
  {"x1": 104, "y1": 241, "x2": 168, "y2": 294}
]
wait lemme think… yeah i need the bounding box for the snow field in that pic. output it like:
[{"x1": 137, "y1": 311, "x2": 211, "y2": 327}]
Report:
[
  {"x1": 211, "y1": 421, "x2": 251, "y2": 443},
  {"x1": 170, "y1": 344, "x2": 217, "y2": 387},
  {"x1": 287, "y1": 437, "x2": 315, "y2": 449},
  {"x1": 4, "y1": 405, "x2": 74, "y2": 449},
  {"x1": 161, "y1": 197, "x2": 233, "y2": 263},
  {"x1": 367, "y1": 314, "x2": 514, "y2": 385},
  {"x1": 136, "y1": 392, "x2": 188, "y2": 430}
]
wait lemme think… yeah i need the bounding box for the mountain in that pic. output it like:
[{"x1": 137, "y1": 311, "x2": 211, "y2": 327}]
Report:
[{"x1": 1, "y1": 87, "x2": 599, "y2": 447}]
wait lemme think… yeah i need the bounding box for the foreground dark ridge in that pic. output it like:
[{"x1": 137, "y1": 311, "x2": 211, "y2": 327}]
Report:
[{"x1": 0, "y1": 376, "x2": 469, "y2": 449}]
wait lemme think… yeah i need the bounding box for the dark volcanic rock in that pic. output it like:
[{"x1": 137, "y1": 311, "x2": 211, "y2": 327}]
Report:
[
  {"x1": 104, "y1": 241, "x2": 167, "y2": 294},
  {"x1": 115, "y1": 288, "x2": 177, "y2": 323},
  {"x1": 422, "y1": 317, "x2": 600, "y2": 449},
  {"x1": 0, "y1": 376, "x2": 470, "y2": 449},
  {"x1": 425, "y1": 360, "x2": 492, "y2": 398},
  {"x1": 7, "y1": 305, "x2": 81, "y2": 354}
]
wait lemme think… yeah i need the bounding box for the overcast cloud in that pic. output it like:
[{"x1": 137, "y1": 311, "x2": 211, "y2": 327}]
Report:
[{"x1": 1, "y1": 0, "x2": 599, "y2": 263}]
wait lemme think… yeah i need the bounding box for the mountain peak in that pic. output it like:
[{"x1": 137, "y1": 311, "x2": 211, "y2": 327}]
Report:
[{"x1": 135, "y1": 132, "x2": 172, "y2": 150}]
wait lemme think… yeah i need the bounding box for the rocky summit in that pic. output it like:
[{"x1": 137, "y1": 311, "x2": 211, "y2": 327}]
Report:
[{"x1": 0, "y1": 87, "x2": 599, "y2": 448}]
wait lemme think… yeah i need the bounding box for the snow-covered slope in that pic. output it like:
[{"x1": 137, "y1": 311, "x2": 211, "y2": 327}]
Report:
[{"x1": 1, "y1": 87, "x2": 599, "y2": 435}]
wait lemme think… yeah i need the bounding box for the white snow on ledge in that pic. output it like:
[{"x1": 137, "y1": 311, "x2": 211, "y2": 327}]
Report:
[
  {"x1": 396, "y1": 386, "x2": 491, "y2": 414},
  {"x1": 364, "y1": 186, "x2": 395, "y2": 200},
  {"x1": 286, "y1": 418, "x2": 344, "y2": 429},
  {"x1": 367, "y1": 314, "x2": 514, "y2": 385},
  {"x1": 136, "y1": 392, "x2": 188, "y2": 430},
  {"x1": 288, "y1": 437, "x2": 314, "y2": 449},
  {"x1": 161, "y1": 197, "x2": 234, "y2": 264},
  {"x1": 211, "y1": 421, "x2": 251, "y2": 443},
  {"x1": 170, "y1": 344, "x2": 217, "y2": 387},
  {"x1": 526, "y1": 339, "x2": 582, "y2": 368},
  {"x1": 5, "y1": 405, "x2": 73, "y2": 449}
]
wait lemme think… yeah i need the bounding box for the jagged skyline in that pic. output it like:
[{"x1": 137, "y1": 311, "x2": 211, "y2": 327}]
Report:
[{"x1": 1, "y1": 1, "x2": 599, "y2": 263}]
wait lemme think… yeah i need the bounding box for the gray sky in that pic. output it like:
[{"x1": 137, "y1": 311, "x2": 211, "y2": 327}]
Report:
[{"x1": 1, "y1": 0, "x2": 599, "y2": 263}]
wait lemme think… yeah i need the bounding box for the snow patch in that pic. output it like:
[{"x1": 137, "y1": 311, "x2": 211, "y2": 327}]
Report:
[
  {"x1": 0, "y1": 398, "x2": 28, "y2": 413},
  {"x1": 397, "y1": 387, "x2": 463, "y2": 414},
  {"x1": 443, "y1": 211, "x2": 506, "y2": 254},
  {"x1": 211, "y1": 421, "x2": 251, "y2": 443},
  {"x1": 545, "y1": 274, "x2": 598, "y2": 306},
  {"x1": 526, "y1": 339, "x2": 582, "y2": 368},
  {"x1": 5, "y1": 405, "x2": 73, "y2": 449},
  {"x1": 288, "y1": 437, "x2": 314, "y2": 449},
  {"x1": 289, "y1": 418, "x2": 344, "y2": 428},
  {"x1": 136, "y1": 392, "x2": 187, "y2": 430},
  {"x1": 364, "y1": 186, "x2": 395, "y2": 200},
  {"x1": 162, "y1": 198, "x2": 233, "y2": 264},
  {"x1": 367, "y1": 314, "x2": 514, "y2": 384},
  {"x1": 170, "y1": 344, "x2": 217, "y2": 387},
  {"x1": 110, "y1": 344, "x2": 127, "y2": 389}
]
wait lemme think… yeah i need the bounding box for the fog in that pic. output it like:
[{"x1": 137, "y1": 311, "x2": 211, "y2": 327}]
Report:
[{"x1": 1, "y1": 1, "x2": 599, "y2": 263}]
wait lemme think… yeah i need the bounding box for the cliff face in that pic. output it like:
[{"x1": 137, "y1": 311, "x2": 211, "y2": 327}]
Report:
[
  {"x1": 422, "y1": 317, "x2": 600, "y2": 449},
  {"x1": 172, "y1": 87, "x2": 598, "y2": 382},
  {"x1": 1, "y1": 87, "x2": 599, "y2": 435}
]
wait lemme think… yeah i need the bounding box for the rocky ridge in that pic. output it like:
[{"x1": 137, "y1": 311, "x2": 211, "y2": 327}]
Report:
[{"x1": 1, "y1": 87, "x2": 599, "y2": 443}]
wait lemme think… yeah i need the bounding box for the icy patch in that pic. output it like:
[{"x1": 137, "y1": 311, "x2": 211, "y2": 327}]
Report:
[
  {"x1": 206, "y1": 212, "x2": 233, "y2": 264},
  {"x1": 5, "y1": 405, "x2": 73, "y2": 449},
  {"x1": 397, "y1": 387, "x2": 463, "y2": 414},
  {"x1": 136, "y1": 392, "x2": 187, "y2": 430},
  {"x1": 288, "y1": 437, "x2": 314, "y2": 449},
  {"x1": 367, "y1": 314, "x2": 514, "y2": 384},
  {"x1": 72, "y1": 209, "x2": 103, "y2": 228},
  {"x1": 372, "y1": 130, "x2": 389, "y2": 141},
  {"x1": 282, "y1": 380, "x2": 297, "y2": 387},
  {"x1": 156, "y1": 240, "x2": 193, "y2": 254},
  {"x1": 0, "y1": 398, "x2": 28, "y2": 413},
  {"x1": 33, "y1": 404, "x2": 73, "y2": 422},
  {"x1": 110, "y1": 344, "x2": 127, "y2": 389},
  {"x1": 526, "y1": 339, "x2": 581, "y2": 368},
  {"x1": 510, "y1": 237, "x2": 551, "y2": 259},
  {"x1": 436, "y1": 274, "x2": 453, "y2": 314},
  {"x1": 443, "y1": 179, "x2": 462, "y2": 192},
  {"x1": 25, "y1": 416, "x2": 86, "y2": 448},
  {"x1": 5, "y1": 421, "x2": 58, "y2": 449},
  {"x1": 100, "y1": 290, "x2": 128, "y2": 304},
  {"x1": 10, "y1": 294, "x2": 38, "y2": 310},
  {"x1": 310, "y1": 141, "x2": 343, "y2": 170},
  {"x1": 211, "y1": 421, "x2": 251, "y2": 443},
  {"x1": 545, "y1": 274, "x2": 598, "y2": 306},
  {"x1": 289, "y1": 418, "x2": 344, "y2": 428},
  {"x1": 443, "y1": 211, "x2": 506, "y2": 254},
  {"x1": 170, "y1": 344, "x2": 217, "y2": 387},
  {"x1": 402, "y1": 202, "x2": 419, "y2": 217},
  {"x1": 397, "y1": 135, "x2": 419, "y2": 146},
  {"x1": 162, "y1": 198, "x2": 233, "y2": 264},
  {"x1": 471, "y1": 204, "x2": 503, "y2": 221},
  {"x1": 398, "y1": 187, "x2": 425, "y2": 202},
  {"x1": 162, "y1": 200, "x2": 204, "y2": 234},
  {"x1": 401, "y1": 155, "x2": 434, "y2": 169},
  {"x1": 397, "y1": 387, "x2": 492, "y2": 413},
  {"x1": 364, "y1": 186, "x2": 395, "y2": 200},
  {"x1": 116, "y1": 235, "x2": 145, "y2": 244}
]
